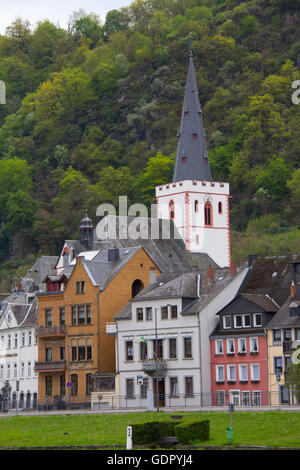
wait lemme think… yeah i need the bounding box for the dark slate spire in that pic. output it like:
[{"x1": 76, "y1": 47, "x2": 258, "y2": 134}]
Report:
[{"x1": 173, "y1": 52, "x2": 211, "y2": 182}]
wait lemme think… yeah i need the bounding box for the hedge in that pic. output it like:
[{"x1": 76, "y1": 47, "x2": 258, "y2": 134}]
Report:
[
  {"x1": 175, "y1": 420, "x2": 210, "y2": 444},
  {"x1": 131, "y1": 419, "x2": 210, "y2": 445},
  {"x1": 131, "y1": 421, "x2": 178, "y2": 445}
]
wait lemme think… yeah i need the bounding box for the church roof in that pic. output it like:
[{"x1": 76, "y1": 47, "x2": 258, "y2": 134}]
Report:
[{"x1": 173, "y1": 52, "x2": 211, "y2": 183}]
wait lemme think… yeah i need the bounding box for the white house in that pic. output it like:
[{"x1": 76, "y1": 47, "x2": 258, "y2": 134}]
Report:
[
  {"x1": 0, "y1": 299, "x2": 38, "y2": 410},
  {"x1": 107, "y1": 264, "x2": 249, "y2": 410}
]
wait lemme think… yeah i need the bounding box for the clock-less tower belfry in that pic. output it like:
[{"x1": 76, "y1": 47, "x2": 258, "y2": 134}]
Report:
[{"x1": 155, "y1": 52, "x2": 231, "y2": 268}]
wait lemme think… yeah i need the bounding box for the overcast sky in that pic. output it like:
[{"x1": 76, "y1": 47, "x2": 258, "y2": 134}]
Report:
[{"x1": 0, "y1": 0, "x2": 132, "y2": 34}]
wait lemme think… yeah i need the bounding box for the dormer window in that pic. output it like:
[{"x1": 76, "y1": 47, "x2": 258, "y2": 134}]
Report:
[
  {"x1": 254, "y1": 313, "x2": 262, "y2": 327},
  {"x1": 223, "y1": 315, "x2": 231, "y2": 329}
]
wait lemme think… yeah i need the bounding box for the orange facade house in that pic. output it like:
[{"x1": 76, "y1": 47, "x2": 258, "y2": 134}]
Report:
[{"x1": 35, "y1": 247, "x2": 160, "y2": 407}]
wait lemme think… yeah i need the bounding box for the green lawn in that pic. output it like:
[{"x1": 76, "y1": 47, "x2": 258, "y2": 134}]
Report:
[{"x1": 0, "y1": 411, "x2": 300, "y2": 448}]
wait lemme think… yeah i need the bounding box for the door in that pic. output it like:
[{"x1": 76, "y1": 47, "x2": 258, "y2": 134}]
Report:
[
  {"x1": 230, "y1": 390, "x2": 240, "y2": 406},
  {"x1": 153, "y1": 378, "x2": 165, "y2": 408}
]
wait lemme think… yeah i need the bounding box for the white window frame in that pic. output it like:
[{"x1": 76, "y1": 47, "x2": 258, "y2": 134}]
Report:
[
  {"x1": 227, "y1": 365, "x2": 236, "y2": 382},
  {"x1": 239, "y1": 364, "x2": 248, "y2": 382},
  {"x1": 223, "y1": 315, "x2": 231, "y2": 329},
  {"x1": 238, "y1": 338, "x2": 247, "y2": 354},
  {"x1": 215, "y1": 339, "x2": 224, "y2": 355},
  {"x1": 252, "y1": 390, "x2": 261, "y2": 406},
  {"x1": 254, "y1": 313, "x2": 262, "y2": 327},
  {"x1": 216, "y1": 390, "x2": 225, "y2": 406},
  {"x1": 216, "y1": 365, "x2": 225, "y2": 383},
  {"x1": 250, "y1": 364, "x2": 260, "y2": 382},
  {"x1": 243, "y1": 314, "x2": 251, "y2": 328},
  {"x1": 234, "y1": 315, "x2": 243, "y2": 328},
  {"x1": 226, "y1": 338, "x2": 235, "y2": 355},
  {"x1": 250, "y1": 337, "x2": 259, "y2": 353}
]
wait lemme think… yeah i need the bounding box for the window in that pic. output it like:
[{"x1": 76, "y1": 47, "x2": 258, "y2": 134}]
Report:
[
  {"x1": 194, "y1": 200, "x2": 199, "y2": 213},
  {"x1": 226, "y1": 338, "x2": 235, "y2": 355},
  {"x1": 78, "y1": 346, "x2": 86, "y2": 361},
  {"x1": 76, "y1": 281, "x2": 85, "y2": 294},
  {"x1": 223, "y1": 316, "x2": 231, "y2": 329},
  {"x1": 28, "y1": 331, "x2": 32, "y2": 346},
  {"x1": 14, "y1": 334, "x2": 18, "y2": 348},
  {"x1": 227, "y1": 365, "x2": 236, "y2": 383},
  {"x1": 218, "y1": 201, "x2": 222, "y2": 214},
  {"x1": 45, "y1": 348, "x2": 52, "y2": 362},
  {"x1": 274, "y1": 357, "x2": 283, "y2": 376},
  {"x1": 60, "y1": 346, "x2": 65, "y2": 361},
  {"x1": 215, "y1": 339, "x2": 224, "y2": 355},
  {"x1": 126, "y1": 378, "x2": 134, "y2": 398},
  {"x1": 273, "y1": 329, "x2": 281, "y2": 344},
  {"x1": 21, "y1": 362, "x2": 25, "y2": 377},
  {"x1": 59, "y1": 307, "x2": 65, "y2": 325},
  {"x1": 238, "y1": 338, "x2": 246, "y2": 354},
  {"x1": 170, "y1": 377, "x2": 179, "y2": 397},
  {"x1": 234, "y1": 315, "x2": 243, "y2": 328},
  {"x1": 145, "y1": 307, "x2": 152, "y2": 321},
  {"x1": 140, "y1": 341, "x2": 147, "y2": 360},
  {"x1": 0, "y1": 365, "x2": 3, "y2": 379},
  {"x1": 71, "y1": 305, "x2": 92, "y2": 325},
  {"x1": 72, "y1": 346, "x2": 77, "y2": 361},
  {"x1": 252, "y1": 391, "x2": 261, "y2": 406},
  {"x1": 283, "y1": 329, "x2": 292, "y2": 341},
  {"x1": 169, "y1": 338, "x2": 177, "y2": 359},
  {"x1": 7, "y1": 363, "x2": 10, "y2": 379},
  {"x1": 87, "y1": 346, "x2": 92, "y2": 360},
  {"x1": 169, "y1": 200, "x2": 175, "y2": 220},
  {"x1": 204, "y1": 201, "x2": 212, "y2": 227},
  {"x1": 60, "y1": 375, "x2": 66, "y2": 396},
  {"x1": 254, "y1": 313, "x2": 262, "y2": 327},
  {"x1": 251, "y1": 364, "x2": 260, "y2": 382},
  {"x1": 78, "y1": 306, "x2": 85, "y2": 324},
  {"x1": 154, "y1": 339, "x2": 163, "y2": 359},
  {"x1": 250, "y1": 337, "x2": 258, "y2": 354},
  {"x1": 22, "y1": 332, "x2": 25, "y2": 346},
  {"x1": 86, "y1": 305, "x2": 92, "y2": 324},
  {"x1": 140, "y1": 378, "x2": 148, "y2": 399},
  {"x1": 216, "y1": 365, "x2": 225, "y2": 383},
  {"x1": 161, "y1": 306, "x2": 168, "y2": 320},
  {"x1": 28, "y1": 361, "x2": 31, "y2": 377},
  {"x1": 126, "y1": 341, "x2": 134, "y2": 361},
  {"x1": 239, "y1": 364, "x2": 248, "y2": 382},
  {"x1": 217, "y1": 390, "x2": 225, "y2": 406},
  {"x1": 136, "y1": 308, "x2": 143, "y2": 322},
  {"x1": 45, "y1": 309, "x2": 52, "y2": 327},
  {"x1": 8, "y1": 334, "x2": 11, "y2": 349},
  {"x1": 71, "y1": 374, "x2": 78, "y2": 395},
  {"x1": 14, "y1": 363, "x2": 18, "y2": 378},
  {"x1": 71, "y1": 306, "x2": 77, "y2": 325},
  {"x1": 244, "y1": 314, "x2": 251, "y2": 327},
  {"x1": 183, "y1": 337, "x2": 192, "y2": 359},
  {"x1": 241, "y1": 391, "x2": 250, "y2": 406},
  {"x1": 45, "y1": 376, "x2": 52, "y2": 396},
  {"x1": 86, "y1": 374, "x2": 93, "y2": 395},
  {"x1": 185, "y1": 377, "x2": 194, "y2": 397},
  {"x1": 171, "y1": 305, "x2": 178, "y2": 319}
]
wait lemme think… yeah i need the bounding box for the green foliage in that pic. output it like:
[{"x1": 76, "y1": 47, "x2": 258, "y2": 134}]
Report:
[
  {"x1": 0, "y1": 0, "x2": 300, "y2": 264},
  {"x1": 175, "y1": 419, "x2": 210, "y2": 444}
]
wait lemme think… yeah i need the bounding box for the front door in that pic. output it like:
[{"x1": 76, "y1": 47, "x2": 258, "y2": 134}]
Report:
[{"x1": 153, "y1": 378, "x2": 165, "y2": 408}]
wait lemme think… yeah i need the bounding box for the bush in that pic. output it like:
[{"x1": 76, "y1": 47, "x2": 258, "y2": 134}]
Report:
[
  {"x1": 175, "y1": 420, "x2": 210, "y2": 445},
  {"x1": 131, "y1": 421, "x2": 179, "y2": 445}
]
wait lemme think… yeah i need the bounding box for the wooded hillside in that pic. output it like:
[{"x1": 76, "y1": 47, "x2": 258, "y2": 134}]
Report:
[{"x1": 0, "y1": 0, "x2": 300, "y2": 288}]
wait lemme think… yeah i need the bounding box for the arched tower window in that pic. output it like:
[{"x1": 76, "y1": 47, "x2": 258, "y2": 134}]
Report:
[
  {"x1": 204, "y1": 201, "x2": 213, "y2": 227},
  {"x1": 169, "y1": 200, "x2": 175, "y2": 220},
  {"x1": 194, "y1": 200, "x2": 199, "y2": 213},
  {"x1": 132, "y1": 279, "x2": 144, "y2": 298}
]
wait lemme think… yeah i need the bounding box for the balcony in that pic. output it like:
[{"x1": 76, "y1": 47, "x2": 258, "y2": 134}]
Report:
[
  {"x1": 142, "y1": 358, "x2": 167, "y2": 376},
  {"x1": 106, "y1": 322, "x2": 117, "y2": 335},
  {"x1": 36, "y1": 325, "x2": 66, "y2": 337},
  {"x1": 35, "y1": 360, "x2": 66, "y2": 372}
]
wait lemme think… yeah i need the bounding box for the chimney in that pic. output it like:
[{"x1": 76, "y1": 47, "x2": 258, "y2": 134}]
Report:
[
  {"x1": 290, "y1": 280, "x2": 296, "y2": 298},
  {"x1": 207, "y1": 265, "x2": 214, "y2": 281},
  {"x1": 230, "y1": 262, "x2": 237, "y2": 276},
  {"x1": 149, "y1": 267, "x2": 157, "y2": 284},
  {"x1": 108, "y1": 248, "x2": 119, "y2": 262}
]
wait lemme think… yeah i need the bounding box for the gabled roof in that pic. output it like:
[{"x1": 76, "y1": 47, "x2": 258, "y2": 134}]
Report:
[
  {"x1": 266, "y1": 294, "x2": 300, "y2": 329},
  {"x1": 173, "y1": 52, "x2": 211, "y2": 182},
  {"x1": 215, "y1": 293, "x2": 279, "y2": 316},
  {"x1": 23, "y1": 256, "x2": 58, "y2": 288}
]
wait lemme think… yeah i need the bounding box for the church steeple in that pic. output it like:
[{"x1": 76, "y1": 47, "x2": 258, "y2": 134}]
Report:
[{"x1": 173, "y1": 52, "x2": 211, "y2": 183}]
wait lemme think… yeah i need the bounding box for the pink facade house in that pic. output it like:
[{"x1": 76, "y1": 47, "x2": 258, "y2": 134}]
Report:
[{"x1": 210, "y1": 293, "x2": 278, "y2": 407}]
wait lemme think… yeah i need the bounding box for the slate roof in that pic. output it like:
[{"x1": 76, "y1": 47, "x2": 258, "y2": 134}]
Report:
[
  {"x1": 173, "y1": 52, "x2": 211, "y2": 182},
  {"x1": 23, "y1": 256, "x2": 58, "y2": 289},
  {"x1": 266, "y1": 294, "x2": 300, "y2": 329}
]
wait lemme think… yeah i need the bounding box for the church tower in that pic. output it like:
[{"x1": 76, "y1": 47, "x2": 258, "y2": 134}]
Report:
[{"x1": 156, "y1": 53, "x2": 231, "y2": 268}]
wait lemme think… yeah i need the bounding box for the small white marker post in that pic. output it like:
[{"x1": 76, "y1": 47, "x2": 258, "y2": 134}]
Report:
[{"x1": 126, "y1": 426, "x2": 133, "y2": 450}]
